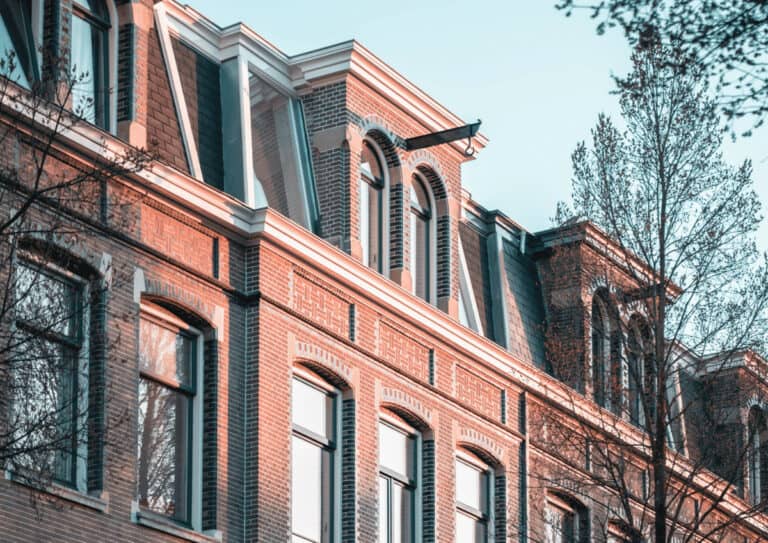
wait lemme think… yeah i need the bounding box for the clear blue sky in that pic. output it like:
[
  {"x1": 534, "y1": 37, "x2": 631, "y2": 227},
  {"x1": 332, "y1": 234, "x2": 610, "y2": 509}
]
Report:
[{"x1": 188, "y1": 0, "x2": 768, "y2": 252}]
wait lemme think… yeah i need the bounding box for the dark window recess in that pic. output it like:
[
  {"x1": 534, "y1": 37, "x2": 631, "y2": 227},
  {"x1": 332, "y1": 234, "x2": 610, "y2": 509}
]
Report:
[{"x1": 195, "y1": 52, "x2": 223, "y2": 189}]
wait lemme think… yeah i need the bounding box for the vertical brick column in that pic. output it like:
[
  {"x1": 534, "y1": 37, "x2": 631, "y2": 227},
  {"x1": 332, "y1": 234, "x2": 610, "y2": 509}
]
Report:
[{"x1": 116, "y1": 1, "x2": 152, "y2": 147}]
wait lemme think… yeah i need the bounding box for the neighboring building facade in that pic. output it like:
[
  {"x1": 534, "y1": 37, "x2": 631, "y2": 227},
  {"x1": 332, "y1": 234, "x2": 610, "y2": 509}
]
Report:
[{"x1": 0, "y1": 1, "x2": 767, "y2": 542}]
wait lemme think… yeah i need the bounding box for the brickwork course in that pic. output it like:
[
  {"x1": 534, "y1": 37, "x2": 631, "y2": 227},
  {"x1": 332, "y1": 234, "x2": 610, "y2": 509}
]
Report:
[{"x1": 0, "y1": 1, "x2": 767, "y2": 542}]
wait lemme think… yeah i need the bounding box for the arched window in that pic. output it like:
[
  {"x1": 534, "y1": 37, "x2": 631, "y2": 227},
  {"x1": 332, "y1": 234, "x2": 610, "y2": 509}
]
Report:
[
  {"x1": 592, "y1": 291, "x2": 621, "y2": 413},
  {"x1": 627, "y1": 317, "x2": 649, "y2": 427},
  {"x1": 137, "y1": 301, "x2": 205, "y2": 527},
  {"x1": 455, "y1": 451, "x2": 492, "y2": 542},
  {"x1": 291, "y1": 371, "x2": 338, "y2": 543},
  {"x1": 591, "y1": 295, "x2": 608, "y2": 408},
  {"x1": 544, "y1": 492, "x2": 589, "y2": 543},
  {"x1": 359, "y1": 140, "x2": 385, "y2": 273},
  {"x1": 0, "y1": 0, "x2": 39, "y2": 87},
  {"x1": 410, "y1": 174, "x2": 431, "y2": 302},
  {"x1": 379, "y1": 416, "x2": 419, "y2": 543},
  {"x1": 70, "y1": 0, "x2": 110, "y2": 128},
  {"x1": 748, "y1": 407, "x2": 768, "y2": 505}
]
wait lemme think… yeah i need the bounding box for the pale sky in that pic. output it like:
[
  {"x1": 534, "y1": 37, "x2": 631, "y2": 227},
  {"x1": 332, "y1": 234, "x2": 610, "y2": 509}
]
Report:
[{"x1": 187, "y1": 0, "x2": 768, "y2": 252}]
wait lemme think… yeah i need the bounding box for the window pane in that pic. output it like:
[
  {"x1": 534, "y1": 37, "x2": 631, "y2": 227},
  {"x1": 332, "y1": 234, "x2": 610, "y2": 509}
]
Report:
[
  {"x1": 291, "y1": 435, "x2": 325, "y2": 542},
  {"x1": 137, "y1": 378, "x2": 191, "y2": 523},
  {"x1": 361, "y1": 142, "x2": 384, "y2": 183},
  {"x1": 292, "y1": 378, "x2": 331, "y2": 438},
  {"x1": 70, "y1": 14, "x2": 96, "y2": 124},
  {"x1": 545, "y1": 503, "x2": 574, "y2": 543},
  {"x1": 139, "y1": 318, "x2": 193, "y2": 388},
  {"x1": 379, "y1": 422, "x2": 412, "y2": 478},
  {"x1": 360, "y1": 177, "x2": 370, "y2": 266},
  {"x1": 456, "y1": 460, "x2": 485, "y2": 512},
  {"x1": 379, "y1": 476, "x2": 388, "y2": 543},
  {"x1": 456, "y1": 510, "x2": 485, "y2": 543},
  {"x1": 16, "y1": 264, "x2": 79, "y2": 338},
  {"x1": 0, "y1": 10, "x2": 29, "y2": 87},
  {"x1": 392, "y1": 482, "x2": 412, "y2": 543},
  {"x1": 368, "y1": 183, "x2": 381, "y2": 272},
  {"x1": 10, "y1": 338, "x2": 78, "y2": 485},
  {"x1": 411, "y1": 212, "x2": 428, "y2": 300}
]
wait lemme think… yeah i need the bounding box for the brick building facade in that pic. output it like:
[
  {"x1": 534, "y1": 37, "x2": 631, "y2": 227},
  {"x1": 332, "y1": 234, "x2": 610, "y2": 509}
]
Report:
[{"x1": 0, "y1": 1, "x2": 767, "y2": 542}]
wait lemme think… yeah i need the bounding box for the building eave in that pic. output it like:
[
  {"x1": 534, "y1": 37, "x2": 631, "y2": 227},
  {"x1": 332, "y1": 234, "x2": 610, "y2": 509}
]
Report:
[{"x1": 159, "y1": 1, "x2": 488, "y2": 157}]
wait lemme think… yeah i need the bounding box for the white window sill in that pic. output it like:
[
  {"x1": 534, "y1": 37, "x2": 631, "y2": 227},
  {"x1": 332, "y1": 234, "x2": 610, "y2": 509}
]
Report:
[
  {"x1": 133, "y1": 505, "x2": 221, "y2": 543},
  {"x1": 4, "y1": 469, "x2": 109, "y2": 512}
]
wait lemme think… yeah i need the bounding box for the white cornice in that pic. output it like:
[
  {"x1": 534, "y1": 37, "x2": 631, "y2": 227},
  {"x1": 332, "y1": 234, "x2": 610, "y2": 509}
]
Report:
[{"x1": 158, "y1": 1, "x2": 488, "y2": 156}]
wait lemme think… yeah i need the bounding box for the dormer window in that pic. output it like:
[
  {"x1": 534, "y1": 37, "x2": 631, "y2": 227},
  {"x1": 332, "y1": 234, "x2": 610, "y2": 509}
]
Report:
[
  {"x1": 410, "y1": 174, "x2": 431, "y2": 302},
  {"x1": 360, "y1": 140, "x2": 385, "y2": 273},
  {"x1": 70, "y1": 0, "x2": 110, "y2": 128}
]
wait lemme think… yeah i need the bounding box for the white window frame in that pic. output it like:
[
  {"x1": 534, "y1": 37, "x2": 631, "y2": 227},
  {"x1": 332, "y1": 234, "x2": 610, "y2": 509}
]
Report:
[
  {"x1": 290, "y1": 368, "x2": 340, "y2": 543},
  {"x1": 378, "y1": 414, "x2": 421, "y2": 543},
  {"x1": 359, "y1": 138, "x2": 389, "y2": 275},
  {"x1": 545, "y1": 493, "x2": 586, "y2": 543},
  {"x1": 69, "y1": 0, "x2": 118, "y2": 133},
  {"x1": 455, "y1": 450, "x2": 492, "y2": 542},
  {"x1": 410, "y1": 172, "x2": 436, "y2": 304},
  {"x1": 137, "y1": 302, "x2": 204, "y2": 531}
]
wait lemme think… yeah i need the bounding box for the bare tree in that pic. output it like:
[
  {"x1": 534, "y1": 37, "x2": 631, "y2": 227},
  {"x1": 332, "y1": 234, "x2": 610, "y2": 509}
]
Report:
[
  {"x1": 530, "y1": 44, "x2": 768, "y2": 542},
  {"x1": 556, "y1": 0, "x2": 768, "y2": 135},
  {"x1": 0, "y1": 52, "x2": 149, "y2": 495}
]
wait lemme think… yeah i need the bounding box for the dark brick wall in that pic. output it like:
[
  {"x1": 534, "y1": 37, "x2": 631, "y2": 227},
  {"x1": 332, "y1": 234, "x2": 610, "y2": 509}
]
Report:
[{"x1": 146, "y1": 28, "x2": 189, "y2": 173}]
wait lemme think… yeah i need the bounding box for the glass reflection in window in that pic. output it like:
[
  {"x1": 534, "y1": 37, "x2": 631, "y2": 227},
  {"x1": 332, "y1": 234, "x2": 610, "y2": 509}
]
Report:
[
  {"x1": 360, "y1": 141, "x2": 384, "y2": 272},
  {"x1": 410, "y1": 175, "x2": 431, "y2": 302},
  {"x1": 292, "y1": 376, "x2": 335, "y2": 543},
  {"x1": 379, "y1": 420, "x2": 416, "y2": 543},
  {"x1": 137, "y1": 315, "x2": 197, "y2": 525}
]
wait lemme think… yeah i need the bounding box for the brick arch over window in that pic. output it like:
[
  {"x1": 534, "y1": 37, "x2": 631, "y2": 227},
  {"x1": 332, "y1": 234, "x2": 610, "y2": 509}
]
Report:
[
  {"x1": 12, "y1": 237, "x2": 108, "y2": 492},
  {"x1": 591, "y1": 287, "x2": 622, "y2": 412},
  {"x1": 379, "y1": 405, "x2": 436, "y2": 542},
  {"x1": 361, "y1": 129, "x2": 404, "y2": 273},
  {"x1": 455, "y1": 444, "x2": 507, "y2": 543},
  {"x1": 413, "y1": 164, "x2": 450, "y2": 302},
  {"x1": 291, "y1": 363, "x2": 356, "y2": 542}
]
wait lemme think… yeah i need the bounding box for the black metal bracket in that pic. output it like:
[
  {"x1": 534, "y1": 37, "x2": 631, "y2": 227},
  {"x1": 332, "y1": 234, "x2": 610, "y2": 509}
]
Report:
[{"x1": 402, "y1": 120, "x2": 481, "y2": 157}]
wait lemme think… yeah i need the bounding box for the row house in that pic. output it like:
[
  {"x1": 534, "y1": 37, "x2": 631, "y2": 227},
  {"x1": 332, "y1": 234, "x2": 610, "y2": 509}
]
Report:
[{"x1": 0, "y1": 0, "x2": 766, "y2": 541}]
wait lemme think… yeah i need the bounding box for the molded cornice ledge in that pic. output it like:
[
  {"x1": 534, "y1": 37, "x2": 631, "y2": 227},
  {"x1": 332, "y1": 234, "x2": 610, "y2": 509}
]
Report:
[{"x1": 159, "y1": 0, "x2": 488, "y2": 158}]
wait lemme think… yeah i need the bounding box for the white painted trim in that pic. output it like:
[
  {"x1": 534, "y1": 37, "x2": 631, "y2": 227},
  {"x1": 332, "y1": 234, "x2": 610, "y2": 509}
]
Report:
[
  {"x1": 153, "y1": 3, "x2": 203, "y2": 180},
  {"x1": 457, "y1": 235, "x2": 484, "y2": 336},
  {"x1": 236, "y1": 51, "x2": 257, "y2": 208},
  {"x1": 410, "y1": 171, "x2": 436, "y2": 305},
  {"x1": 362, "y1": 137, "x2": 390, "y2": 275}
]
